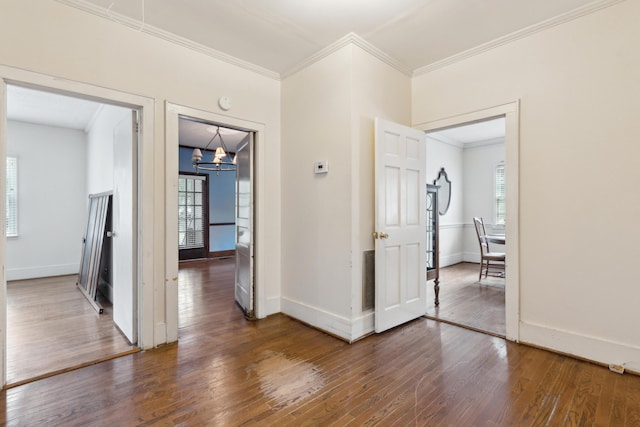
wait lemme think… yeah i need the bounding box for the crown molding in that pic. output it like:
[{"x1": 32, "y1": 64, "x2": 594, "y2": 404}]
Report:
[
  {"x1": 55, "y1": 0, "x2": 281, "y2": 81},
  {"x1": 426, "y1": 133, "x2": 464, "y2": 149},
  {"x1": 413, "y1": 0, "x2": 626, "y2": 76},
  {"x1": 281, "y1": 32, "x2": 412, "y2": 79},
  {"x1": 464, "y1": 137, "x2": 505, "y2": 150}
]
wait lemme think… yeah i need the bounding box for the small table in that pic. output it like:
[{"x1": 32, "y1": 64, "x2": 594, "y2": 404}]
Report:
[{"x1": 486, "y1": 234, "x2": 505, "y2": 245}]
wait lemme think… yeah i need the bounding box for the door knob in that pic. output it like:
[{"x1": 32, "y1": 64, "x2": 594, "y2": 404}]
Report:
[{"x1": 373, "y1": 231, "x2": 389, "y2": 239}]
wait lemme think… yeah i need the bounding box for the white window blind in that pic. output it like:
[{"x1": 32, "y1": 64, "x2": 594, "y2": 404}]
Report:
[
  {"x1": 495, "y1": 164, "x2": 505, "y2": 226},
  {"x1": 6, "y1": 156, "x2": 18, "y2": 237}
]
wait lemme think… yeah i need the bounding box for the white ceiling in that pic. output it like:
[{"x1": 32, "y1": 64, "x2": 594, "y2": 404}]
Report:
[
  {"x1": 7, "y1": 85, "x2": 103, "y2": 131},
  {"x1": 62, "y1": 0, "x2": 603, "y2": 75}
]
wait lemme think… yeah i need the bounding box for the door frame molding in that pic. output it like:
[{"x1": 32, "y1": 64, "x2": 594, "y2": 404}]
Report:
[
  {"x1": 0, "y1": 65, "x2": 156, "y2": 387},
  {"x1": 164, "y1": 102, "x2": 266, "y2": 342},
  {"x1": 414, "y1": 100, "x2": 521, "y2": 341}
]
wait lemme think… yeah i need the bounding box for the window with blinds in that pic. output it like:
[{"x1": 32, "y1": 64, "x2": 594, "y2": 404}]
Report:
[
  {"x1": 495, "y1": 163, "x2": 505, "y2": 226},
  {"x1": 178, "y1": 175, "x2": 205, "y2": 250},
  {"x1": 6, "y1": 156, "x2": 18, "y2": 237}
]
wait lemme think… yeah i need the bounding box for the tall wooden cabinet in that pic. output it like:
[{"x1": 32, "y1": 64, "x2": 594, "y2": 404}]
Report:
[{"x1": 426, "y1": 184, "x2": 440, "y2": 305}]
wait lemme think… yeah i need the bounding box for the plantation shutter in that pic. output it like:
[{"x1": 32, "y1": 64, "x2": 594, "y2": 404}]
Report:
[
  {"x1": 495, "y1": 164, "x2": 505, "y2": 225},
  {"x1": 6, "y1": 157, "x2": 18, "y2": 237}
]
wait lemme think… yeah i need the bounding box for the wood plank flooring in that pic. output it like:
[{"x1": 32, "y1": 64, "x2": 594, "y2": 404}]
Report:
[
  {"x1": 2, "y1": 258, "x2": 639, "y2": 426},
  {"x1": 426, "y1": 262, "x2": 506, "y2": 336},
  {"x1": 6, "y1": 275, "x2": 137, "y2": 386}
]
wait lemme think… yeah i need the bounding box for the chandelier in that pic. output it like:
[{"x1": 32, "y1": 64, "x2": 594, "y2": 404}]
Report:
[{"x1": 191, "y1": 126, "x2": 236, "y2": 174}]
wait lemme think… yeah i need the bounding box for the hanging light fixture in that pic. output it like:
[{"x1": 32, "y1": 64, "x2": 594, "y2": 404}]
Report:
[{"x1": 192, "y1": 126, "x2": 237, "y2": 174}]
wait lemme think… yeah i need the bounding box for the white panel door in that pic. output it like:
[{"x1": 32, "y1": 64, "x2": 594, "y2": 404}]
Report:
[
  {"x1": 235, "y1": 137, "x2": 254, "y2": 318},
  {"x1": 112, "y1": 110, "x2": 137, "y2": 343},
  {"x1": 374, "y1": 118, "x2": 427, "y2": 333}
]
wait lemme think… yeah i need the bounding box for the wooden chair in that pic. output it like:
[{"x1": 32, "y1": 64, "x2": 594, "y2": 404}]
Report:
[{"x1": 473, "y1": 217, "x2": 505, "y2": 280}]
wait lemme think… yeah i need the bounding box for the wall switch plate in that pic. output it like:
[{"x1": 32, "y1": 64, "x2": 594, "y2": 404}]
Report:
[{"x1": 314, "y1": 161, "x2": 329, "y2": 174}]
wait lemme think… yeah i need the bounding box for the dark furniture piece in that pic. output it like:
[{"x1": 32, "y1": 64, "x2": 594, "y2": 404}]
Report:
[
  {"x1": 426, "y1": 184, "x2": 440, "y2": 305},
  {"x1": 473, "y1": 217, "x2": 506, "y2": 280}
]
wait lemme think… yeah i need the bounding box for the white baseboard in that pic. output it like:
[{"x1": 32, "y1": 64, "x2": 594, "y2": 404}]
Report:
[
  {"x1": 7, "y1": 263, "x2": 80, "y2": 281},
  {"x1": 154, "y1": 322, "x2": 167, "y2": 348},
  {"x1": 463, "y1": 252, "x2": 481, "y2": 263},
  {"x1": 265, "y1": 296, "x2": 281, "y2": 316},
  {"x1": 439, "y1": 252, "x2": 464, "y2": 268},
  {"x1": 520, "y1": 321, "x2": 640, "y2": 370},
  {"x1": 281, "y1": 297, "x2": 372, "y2": 342}
]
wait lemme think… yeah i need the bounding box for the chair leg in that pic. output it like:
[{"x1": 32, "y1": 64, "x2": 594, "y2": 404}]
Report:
[{"x1": 478, "y1": 262, "x2": 483, "y2": 281}]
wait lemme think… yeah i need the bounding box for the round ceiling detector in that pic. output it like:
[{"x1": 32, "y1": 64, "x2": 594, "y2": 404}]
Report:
[{"x1": 218, "y1": 96, "x2": 232, "y2": 111}]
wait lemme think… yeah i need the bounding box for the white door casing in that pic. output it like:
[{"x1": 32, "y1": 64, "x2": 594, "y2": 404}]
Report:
[
  {"x1": 1, "y1": 66, "x2": 155, "y2": 386},
  {"x1": 112, "y1": 110, "x2": 138, "y2": 344},
  {"x1": 374, "y1": 118, "x2": 427, "y2": 333},
  {"x1": 415, "y1": 101, "x2": 520, "y2": 341},
  {"x1": 235, "y1": 137, "x2": 254, "y2": 317}
]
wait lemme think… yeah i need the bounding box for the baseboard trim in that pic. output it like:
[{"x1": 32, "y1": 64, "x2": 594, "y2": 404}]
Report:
[
  {"x1": 209, "y1": 250, "x2": 235, "y2": 258},
  {"x1": 519, "y1": 321, "x2": 640, "y2": 370},
  {"x1": 281, "y1": 297, "x2": 355, "y2": 342},
  {"x1": 440, "y1": 252, "x2": 464, "y2": 268},
  {"x1": 265, "y1": 296, "x2": 281, "y2": 317},
  {"x1": 7, "y1": 264, "x2": 80, "y2": 281}
]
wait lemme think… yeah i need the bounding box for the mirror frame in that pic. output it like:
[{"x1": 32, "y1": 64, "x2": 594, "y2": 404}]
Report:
[{"x1": 434, "y1": 167, "x2": 451, "y2": 215}]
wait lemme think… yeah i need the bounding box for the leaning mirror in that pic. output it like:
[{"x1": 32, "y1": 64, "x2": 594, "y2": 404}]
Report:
[{"x1": 434, "y1": 167, "x2": 451, "y2": 215}]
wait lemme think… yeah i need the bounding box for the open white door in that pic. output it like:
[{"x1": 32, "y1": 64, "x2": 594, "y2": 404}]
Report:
[
  {"x1": 235, "y1": 136, "x2": 254, "y2": 318},
  {"x1": 112, "y1": 110, "x2": 138, "y2": 343},
  {"x1": 374, "y1": 118, "x2": 427, "y2": 333}
]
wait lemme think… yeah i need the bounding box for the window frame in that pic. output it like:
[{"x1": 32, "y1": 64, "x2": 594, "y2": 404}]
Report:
[
  {"x1": 494, "y1": 162, "x2": 505, "y2": 229},
  {"x1": 6, "y1": 156, "x2": 18, "y2": 237}
]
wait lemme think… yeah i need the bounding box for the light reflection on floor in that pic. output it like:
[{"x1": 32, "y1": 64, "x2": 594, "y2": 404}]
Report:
[{"x1": 247, "y1": 350, "x2": 327, "y2": 407}]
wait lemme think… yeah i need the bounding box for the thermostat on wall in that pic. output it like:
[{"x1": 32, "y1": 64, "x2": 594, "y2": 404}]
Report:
[{"x1": 314, "y1": 161, "x2": 329, "y2": 174}]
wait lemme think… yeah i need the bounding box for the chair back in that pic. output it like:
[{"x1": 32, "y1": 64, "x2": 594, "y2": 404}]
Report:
[{"x1": 473, "y1": 217, "x2": 490, "y2": 255}]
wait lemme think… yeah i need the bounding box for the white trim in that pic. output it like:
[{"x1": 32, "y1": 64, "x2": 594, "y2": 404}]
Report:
[
  {"x1": 415, "y1": 100, "x2": 520, "y2": 342},
  {"x1": 281, "y1": 296, "x2": 354, "y2": 342},
  {"x1": 0, "y1": 65, "x2": 156, "y2": 387},
  {"x1": 165, "y1": 102, "x2": 268, "y2": 343},
  {"x1": 520, "y1": 321, "x2": 640, "y2": 370},
  {"x1": 6, "y1": 264, "x2": 80, "y2": 281},
  {"x1": 282, "y1": 32, "x2": 412, "y2": 78},
  {"x1": 54, "y1": 0, "x2": 280, "y2": 81},
  {"x1": 464, "y1": 137, "x2": 505, "y2": 150},
  {"x1": 493, "y1": 161, "x2": 506, "y2": 227},
  {"x1": 440, "y1": 252, "x2": 464, "y2": 268},
  {"x1": 413, "y1": 0, "x2": 625, "y2": 76}
]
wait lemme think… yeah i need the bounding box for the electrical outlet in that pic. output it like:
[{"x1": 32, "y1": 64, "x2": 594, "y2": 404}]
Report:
[{"x1": 609, "y1": 363, "x2": 625, "y2": 374}]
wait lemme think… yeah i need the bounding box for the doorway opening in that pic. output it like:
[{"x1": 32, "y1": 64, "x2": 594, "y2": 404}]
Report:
[
  {"x1": 424, "y1": 117, "x2": 507, "y2": 337},
  {"x1": 165, "y1": 106, "x2": 260, "y2": 340},
  {"x1": 3, "y1": 84, "x2": 141, "y2": 387},
  {"x1": 416, "y1": 100, "x2": 520, "y2": 341}
]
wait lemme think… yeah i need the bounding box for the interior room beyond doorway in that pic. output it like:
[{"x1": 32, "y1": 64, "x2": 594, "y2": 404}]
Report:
[
  {"x1": 424, "y1": 117, "x2": 506, "y2": 336},
  {"x1": 4, "y1": 85, "x2": 139, "y2": 386}
]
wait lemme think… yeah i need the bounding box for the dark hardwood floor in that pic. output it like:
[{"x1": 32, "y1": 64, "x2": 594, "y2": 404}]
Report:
[
  {"x1": 6, "y1": 274, "x2": 137, "y2": 386},
  {"x1": 426, "y1": 262, "x2": 506, "y2": 337},
  {"x1": 2, "y1": 257, "x2": 639, "y2": 426}
]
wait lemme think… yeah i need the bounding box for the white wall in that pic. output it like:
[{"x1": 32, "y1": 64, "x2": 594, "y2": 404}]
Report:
[
  {"x1": 86, "y1": 105, "x2": 130, "y2": 196},
  {"x1": 281, "y1": 42, "x2": 411, "y2": 340},
  {"x1": 462, "y1": 141, "x2": 505, "y2": 261},
  {"x1": 6, "y1": 120, "x2": 87, "y2": 280},
  {"x1": 0, "y1": 0, "x2": 281, "y2": 346},
  {"x1": 413, "y1": 0, "x2": 640, "y2": 368},
  {"x1": 426, "y1": 137, "x2": 464, "y2": 267}
]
